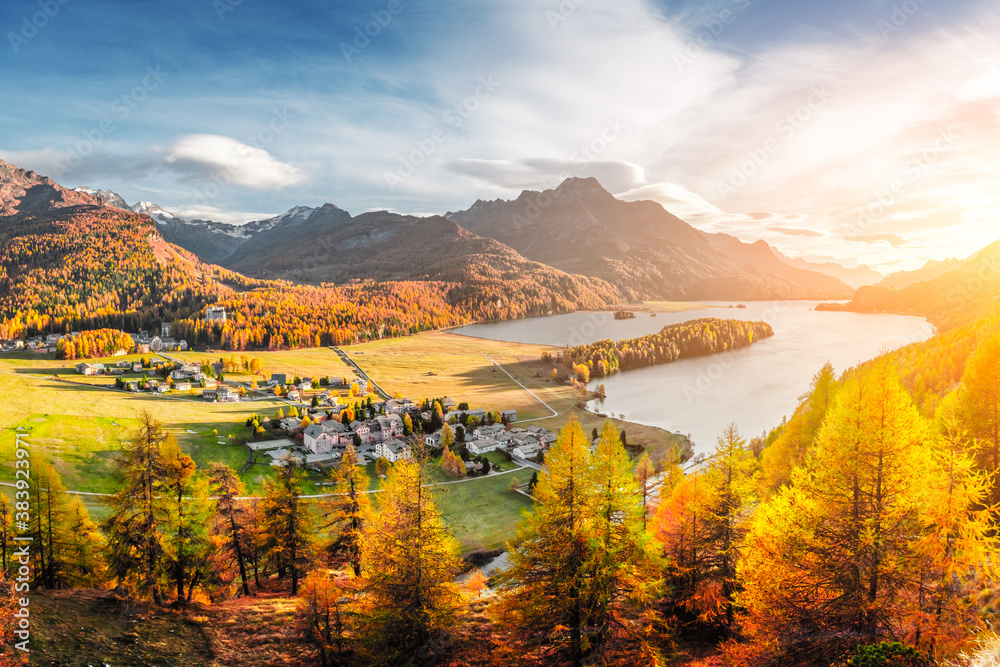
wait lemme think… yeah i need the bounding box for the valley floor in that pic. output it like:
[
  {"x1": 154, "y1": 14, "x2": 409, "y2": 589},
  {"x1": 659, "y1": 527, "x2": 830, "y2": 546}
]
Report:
[{"x1": 0, "y1": 330, "x2": 688, "y2": 550}]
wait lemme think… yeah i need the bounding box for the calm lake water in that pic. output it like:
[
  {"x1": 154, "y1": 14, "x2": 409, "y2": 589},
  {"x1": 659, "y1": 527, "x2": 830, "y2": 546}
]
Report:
[{"x1": 452, "y1": 302, "x2": 935, "y2": 456}]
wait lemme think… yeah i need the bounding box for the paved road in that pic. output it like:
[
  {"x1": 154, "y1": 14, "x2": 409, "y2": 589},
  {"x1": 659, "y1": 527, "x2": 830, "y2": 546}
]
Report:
[
  {"x1": 331, "y1": 346, "x2": 390, "y2": 399},
  {"x1": 482, "y1": 353, "x2": 559, "y2": 421}
]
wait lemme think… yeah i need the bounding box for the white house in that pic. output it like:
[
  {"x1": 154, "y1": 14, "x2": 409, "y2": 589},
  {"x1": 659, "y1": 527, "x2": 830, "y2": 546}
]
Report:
[
  {"x1": 174, "y1": 382, "x2": 192, "y2": 391},
  {"x1": 425, "y1": 433, "x2": 443, "y2": 448},
  {"x1": 303, "y1": 424, "x2": 337, "y2": 454},
  {"x1": 376, "y1": 438, "x2": 412, "y2": 463},
  {"x1": 304, "y1": 420, "x2": 352, "y2": 454},
  {"x1": 473, "y1": 424, "x2": 506, "y2": 440},
  {"x1": 513, "y1": 441, "x2": 544, "y2": 460},
  {"x1": 468, "y1": 438, "x2": 503, "y2": 456}
]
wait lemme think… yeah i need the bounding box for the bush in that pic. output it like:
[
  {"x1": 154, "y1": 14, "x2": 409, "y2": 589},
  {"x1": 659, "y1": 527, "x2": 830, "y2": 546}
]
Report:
[{"x1": 848, "y1": 642, "x2": 929, "y2": 667}]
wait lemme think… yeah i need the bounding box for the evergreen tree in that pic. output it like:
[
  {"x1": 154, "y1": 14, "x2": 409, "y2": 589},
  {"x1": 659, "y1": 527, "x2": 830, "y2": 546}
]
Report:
[
  {"x1": 103, "y1": 411, "x2": 171, "y2": 603},
  {"x1": 702, "y1": 423, "x2": 756, "y2": 632},
  {"x1": 955, "y1": 330, "x2": 1000, "y2": 504},
  {"x1": 584, "y1": 422, "x2": 663, "y2": 664},
  {"x1": 62, "y1": 496, "x2": 106, "y2": 587},
  {"x1": 355, "y1": 458, "x2": 462, "y2": 664},
  {"x1": 495, "y1": 419, "x2": 654, "y2": 666},
  {"x1": 760, "y1": 363, "x2": 838, "y2": 493},
  {"x1": 160, "y1": 436, "x2": 209, "y2": 601},
  {"x1": 29, "y1": 454, "x2": 73, "y2": 588},
  {"x1": 298, "y1": 570, "x2": 350, "y2": 667},
  {"x1": 653, "y1": 423, "x2": 756, "y2": 633},
  {"x1": 909, "y1": 394, "x2": 998, "y2": 657},
  {"x1": 634, "y1": 451, "x2": 656, "y2": 531},
  {"x1": 323, "y1": 445, "x2": 370, "y2": 577},
  {"x1": 739, "y1": 359, "x2": 935, "y2": 662},
  {"x1": 262, "y1": 459, "x2": 313, "y2": 594},
  {"x1": 209, "y1": 463, "x2": 253, "y2": 597}
]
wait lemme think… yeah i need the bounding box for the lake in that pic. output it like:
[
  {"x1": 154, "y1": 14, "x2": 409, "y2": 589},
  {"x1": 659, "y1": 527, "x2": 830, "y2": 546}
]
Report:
[{"x1": 451, "y1": 302, "x2": 935, "y2": 456}]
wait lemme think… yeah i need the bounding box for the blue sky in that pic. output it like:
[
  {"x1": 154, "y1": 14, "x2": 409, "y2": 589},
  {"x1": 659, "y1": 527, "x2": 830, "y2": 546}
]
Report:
[{"x1": 2, "y1": 0, "x2": 998, "y2": 271}]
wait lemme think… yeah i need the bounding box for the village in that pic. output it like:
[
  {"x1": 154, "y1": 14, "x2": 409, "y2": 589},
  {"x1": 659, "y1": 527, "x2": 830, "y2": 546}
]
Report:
[
  {"x1": 246, "y1": 393, "x2": 556, "y2": 474},
  {"x1": 49, "y1": 314, "x2": 560, "y2": 477},
  {"x1": 2, "y1": 321, "x2": 191, "y2": 355},
  {"x1": 3, "y1": 304, "x2": 584, "y2": 487}
]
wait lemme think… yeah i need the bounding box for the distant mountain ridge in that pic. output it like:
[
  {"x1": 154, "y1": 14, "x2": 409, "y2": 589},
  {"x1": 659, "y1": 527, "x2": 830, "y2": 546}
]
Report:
[
  {"x1": 70, "y1": 175, "x2": 858, "y2": 302},
  {"x1": 775, "y1": 253, "x2": 883, "y2": 289},
  {"x1": 876, "y1": 257, "x2": 965, "y2": 290},
  {"x1": 0, "y1": 158, "x2": 619, "y2": 344},
  {"x1": 446, "y1": 177, "x2": 854, "y2": 301},
  {"x1": 837, "y1": 242, "x2": 1000, "y2": 329}
]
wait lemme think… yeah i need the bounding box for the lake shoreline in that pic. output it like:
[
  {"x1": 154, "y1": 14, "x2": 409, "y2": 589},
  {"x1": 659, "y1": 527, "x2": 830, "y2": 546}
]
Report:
[{"x1": 449, "y1": 302, "x2": 934, "y2": 455}]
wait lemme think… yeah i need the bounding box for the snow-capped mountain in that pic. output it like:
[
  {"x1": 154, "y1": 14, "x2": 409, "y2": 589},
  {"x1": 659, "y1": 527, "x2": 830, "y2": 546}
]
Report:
[
  {"x1": 126, "y1": 201, "x2": 350, "y2": 264},
  {"x1": 71, "y1": 186, "x2": 131, "y2": 211},
  {"x1": 130, "y1": 200, "x2": 176, "y2": 224}
]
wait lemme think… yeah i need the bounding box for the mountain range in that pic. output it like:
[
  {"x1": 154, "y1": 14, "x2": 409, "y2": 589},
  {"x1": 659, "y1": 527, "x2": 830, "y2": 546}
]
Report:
[
  {"x1": 840, "y1": 242, "x2": 1000, "y2": 329},
  {"x1": 92, "y1": 176, "x2": 871, "y2": 302},
  {"x1": 5, "y1": 155, "x2": 999, "y2": 346}
]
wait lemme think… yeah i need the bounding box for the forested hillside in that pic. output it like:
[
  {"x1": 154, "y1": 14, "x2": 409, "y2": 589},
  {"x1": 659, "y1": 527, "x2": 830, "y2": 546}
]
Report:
[
  {"x1": 0, "y1": 159, "x2": 618, "y2": 347},
  {"x1": 827, "y1": 239, "x2": 1000, "y2": 330},
  {"x1": 0, "y1": 204, "x2": 228, "y2": 339}
]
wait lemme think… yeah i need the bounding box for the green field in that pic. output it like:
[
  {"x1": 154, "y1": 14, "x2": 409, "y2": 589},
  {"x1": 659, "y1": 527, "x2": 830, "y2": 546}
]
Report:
[
  {"x1": 432, "y1": 472, "x2": 532, "y2": 553},
  {"x1": 0, "y1": 333, "x2": 684, "y2": 554},
  {"x1": 484, "y1": 450, "x2": 519, "y2": 471}
]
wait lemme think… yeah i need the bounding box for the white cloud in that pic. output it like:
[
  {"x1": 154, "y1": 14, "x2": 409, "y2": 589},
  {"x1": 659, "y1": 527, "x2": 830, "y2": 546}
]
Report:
[
  {"x1": 0, "y1": 148, "x2": 70, "y2": 179},
  {"x1": 164, "y1": 134, "x2": 304, "y2": 189}
]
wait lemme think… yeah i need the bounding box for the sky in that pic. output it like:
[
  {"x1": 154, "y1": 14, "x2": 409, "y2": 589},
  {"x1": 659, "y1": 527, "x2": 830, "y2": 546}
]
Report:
[{"x1": 1, "y1": 0, "x2": 998, "y2": 273}]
